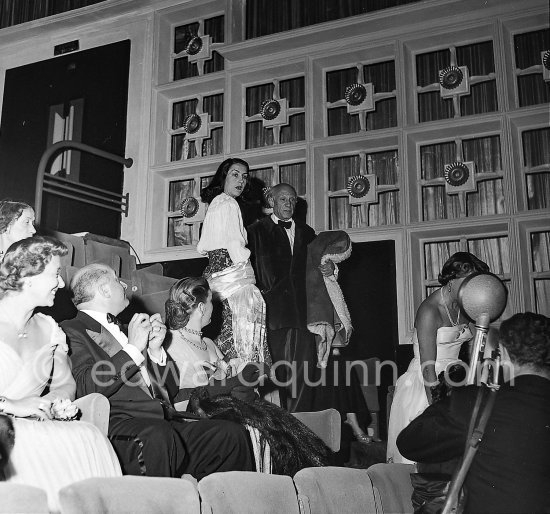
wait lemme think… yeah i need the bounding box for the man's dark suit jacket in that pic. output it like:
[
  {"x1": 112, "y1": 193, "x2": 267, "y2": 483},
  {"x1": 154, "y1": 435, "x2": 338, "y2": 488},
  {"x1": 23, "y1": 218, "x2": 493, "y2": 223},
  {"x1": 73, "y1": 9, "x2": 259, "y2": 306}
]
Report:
[
  {"x1": 61, "y1": 311, "x2": 174, "y2": 423},
  {"x1": 247, "y1": 216, "x2": 316, "y2": 330},
  {"x1": 397, "y1": 375, "x2": 550, "y2": 514}
]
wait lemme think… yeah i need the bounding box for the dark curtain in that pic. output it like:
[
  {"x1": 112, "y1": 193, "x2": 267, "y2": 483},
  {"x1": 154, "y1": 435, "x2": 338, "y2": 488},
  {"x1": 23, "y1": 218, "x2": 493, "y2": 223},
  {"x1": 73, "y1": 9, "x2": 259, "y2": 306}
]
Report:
[
  {"x1": 173, "y1": 15, "x2": 224, "y2": 81},
  {"x1": 514, "y1": 29, "x2": 550, "y2": 107},
  {"x1": 416, "y1": 42, "x2": 497, "y2": 122},
  {"x1": 245, "y1": 0, "x2": 422, "y2": 39},
  {"x1": 522, "y1": 127, "x2": 550, "y2": 211},
  {"x1": 171, "y1": 94, "x2": 224, "y2": 161},
  {"x1": 328, "y1": 151, "x2": 399, "y2": 230},
  {"x1": 326, "y1": 61, "x2": 397, "y2": 136},
  {"x1": 0, "y1": 0, "x2": 106, "y2": 28},
  {"x1": 245, "y1": 78, "x2": 305, "y2": 149}
]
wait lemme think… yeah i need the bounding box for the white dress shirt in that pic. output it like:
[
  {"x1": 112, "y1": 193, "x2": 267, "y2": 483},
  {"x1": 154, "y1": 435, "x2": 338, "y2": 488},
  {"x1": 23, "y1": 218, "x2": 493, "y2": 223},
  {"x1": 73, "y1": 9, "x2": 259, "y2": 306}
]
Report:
[
  {"x1": 81, "y1": 310, "x2": 166, "y2": 387},
  {"x1": 271, "y1": 214, "x2": 295, "y2": 254}
]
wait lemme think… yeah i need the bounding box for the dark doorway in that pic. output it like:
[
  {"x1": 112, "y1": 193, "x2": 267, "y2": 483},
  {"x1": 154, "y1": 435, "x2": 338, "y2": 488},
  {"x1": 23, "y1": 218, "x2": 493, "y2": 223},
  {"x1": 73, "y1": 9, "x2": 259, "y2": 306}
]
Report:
[
  {"x1": 338, "y1": 239, "x2": 399, "y2": 438},
  {"x1": 0, "y1": 40, "x2": 130, "y2": 238}
]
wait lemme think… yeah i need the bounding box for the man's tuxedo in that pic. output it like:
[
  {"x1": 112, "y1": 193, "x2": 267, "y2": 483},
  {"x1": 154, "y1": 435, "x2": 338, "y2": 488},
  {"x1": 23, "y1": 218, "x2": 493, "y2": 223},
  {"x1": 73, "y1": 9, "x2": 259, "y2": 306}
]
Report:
[
  {"x1": 247, "y1": 216, "x2": 316, "y2": 411},
  {"x1": 63, "y1": 311, "x2": 171, "y2": 421},
  {"x1": 247, "y1": 216, "x2": 316, "y2": 331},
  {"x1": 61, "y1": 311, "x2": 253, "y2": 478}
]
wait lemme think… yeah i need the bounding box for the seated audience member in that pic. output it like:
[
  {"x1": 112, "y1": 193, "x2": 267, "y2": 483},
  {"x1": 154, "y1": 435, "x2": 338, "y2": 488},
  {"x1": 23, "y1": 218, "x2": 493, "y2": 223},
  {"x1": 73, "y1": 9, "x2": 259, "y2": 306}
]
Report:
[
  {"x1": 164, "y1": 276, "x2": 332, "y2": 475},
  {"x1": 0, "y1": 237, "x2": 121, "y2": 511},
  {"x1": 0, "y1": 199, "x2": 36, "y2": 258},
  {"x1": 397, "y1": 312, "x2": 550, "y2": 514},
  {"x1": 61, "y1": 263, "x2": 254, "y2": 479}
]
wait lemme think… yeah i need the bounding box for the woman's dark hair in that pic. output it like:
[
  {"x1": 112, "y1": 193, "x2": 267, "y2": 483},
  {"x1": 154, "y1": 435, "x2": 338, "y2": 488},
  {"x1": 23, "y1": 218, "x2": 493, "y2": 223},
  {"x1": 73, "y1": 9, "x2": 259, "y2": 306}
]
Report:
[
  {"x1": 200, "y1": 158, "x2": 250, "y2": 204},
  {"x1": 165, "y1": 276, "x2": 210, "y2": 330},
  {"x1": 499, "y1": 312, "x2": 550, "y2": 369},
  {"x1": 0, "y1": 200, "x2": 33, "y2": 234},
  {"x1": 0, "y1": 236, "x2": 68, "y2": 297},
  {"x1": 438, "y1": 252, "x2": 489, "y2": 285}
]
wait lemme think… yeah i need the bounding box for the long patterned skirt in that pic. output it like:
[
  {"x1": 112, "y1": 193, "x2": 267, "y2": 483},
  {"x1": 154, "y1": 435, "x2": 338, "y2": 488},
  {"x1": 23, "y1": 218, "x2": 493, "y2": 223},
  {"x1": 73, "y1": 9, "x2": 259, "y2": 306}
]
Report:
[
  {"x1": 204, "y1": 249, "x2": 271, "y2": 366},
  {"x1": 203, "y1": 249, "x2": 235, "y2": 359}
]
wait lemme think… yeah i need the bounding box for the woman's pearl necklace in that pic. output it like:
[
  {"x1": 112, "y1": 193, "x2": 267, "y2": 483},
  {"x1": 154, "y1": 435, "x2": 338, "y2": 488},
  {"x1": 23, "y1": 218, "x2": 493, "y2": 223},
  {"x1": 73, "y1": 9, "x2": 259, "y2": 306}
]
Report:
[{"x1": 178, "y1": 329, "x2": 207, "y2": 351}]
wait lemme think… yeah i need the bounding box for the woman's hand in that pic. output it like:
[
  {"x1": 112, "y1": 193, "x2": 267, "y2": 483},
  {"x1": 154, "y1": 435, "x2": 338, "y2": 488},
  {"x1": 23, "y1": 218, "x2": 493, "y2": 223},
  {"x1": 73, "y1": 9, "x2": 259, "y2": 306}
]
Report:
[{"x1": 2, "y1": 397, "x2": 53, "y2": 420}]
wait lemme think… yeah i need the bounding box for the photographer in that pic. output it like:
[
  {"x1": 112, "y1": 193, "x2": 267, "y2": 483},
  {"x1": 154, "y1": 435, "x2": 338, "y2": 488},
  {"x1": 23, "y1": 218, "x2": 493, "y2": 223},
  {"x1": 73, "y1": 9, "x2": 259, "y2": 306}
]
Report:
[{"x1": 397, "y1": 312, "x2": 550, "y2": 514}]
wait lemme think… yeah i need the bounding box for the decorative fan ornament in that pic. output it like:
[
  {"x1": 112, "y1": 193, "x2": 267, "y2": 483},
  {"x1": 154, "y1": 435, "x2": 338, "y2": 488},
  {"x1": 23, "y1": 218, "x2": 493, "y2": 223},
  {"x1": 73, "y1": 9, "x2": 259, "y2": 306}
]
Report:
[
  {"x1": 345, "y1": 84, "x2": 367, "y2": 106},
  {"x1": 444, "y1": 162, "x2": 470, "y2": 187},
  {"x1": 260, "y1": 99, "x2": 281, "y2": 121},
  {"x1": 439, "y1": 66, "x2": 464, "y2": 90},
  {"x1": 543, "y1": 50, "x2": 550, "y2": 70},
  {"x1": 186, "y1": 36, "x2": 203, "y2": 56},
  {"x1": 180, "y1": 197, "x2": 200, "y2": 218},
  {"x1": 183, "y1": 114, "x2": 202, "y2": 134},
  {"x1": 347, "y1": 175, "x2": 370, "y2": 198}
]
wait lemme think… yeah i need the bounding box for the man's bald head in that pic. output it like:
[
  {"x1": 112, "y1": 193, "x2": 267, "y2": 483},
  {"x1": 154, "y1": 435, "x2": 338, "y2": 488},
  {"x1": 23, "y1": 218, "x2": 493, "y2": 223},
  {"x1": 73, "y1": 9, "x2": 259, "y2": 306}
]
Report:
[
  {"x1": 70, "y1": 263, "x2": 119, "y2": 308},
  {"x1": 268, "y1": 183, "x2": 297, "y2": 221}
]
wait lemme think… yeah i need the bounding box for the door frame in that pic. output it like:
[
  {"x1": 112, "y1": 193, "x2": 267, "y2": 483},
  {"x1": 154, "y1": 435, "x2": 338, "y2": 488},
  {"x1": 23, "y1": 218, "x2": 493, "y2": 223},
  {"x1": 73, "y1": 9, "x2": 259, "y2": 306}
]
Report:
[{"x1": 0, "y1": 6, "x2": 154, "y2": 256}]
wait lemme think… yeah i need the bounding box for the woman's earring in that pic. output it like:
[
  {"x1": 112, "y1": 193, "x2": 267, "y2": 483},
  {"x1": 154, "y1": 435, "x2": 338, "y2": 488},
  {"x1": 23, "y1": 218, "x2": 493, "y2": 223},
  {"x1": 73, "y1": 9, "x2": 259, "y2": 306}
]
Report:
[{"x1": 447, "y1": 281, "x2": 452, "y2": 294}]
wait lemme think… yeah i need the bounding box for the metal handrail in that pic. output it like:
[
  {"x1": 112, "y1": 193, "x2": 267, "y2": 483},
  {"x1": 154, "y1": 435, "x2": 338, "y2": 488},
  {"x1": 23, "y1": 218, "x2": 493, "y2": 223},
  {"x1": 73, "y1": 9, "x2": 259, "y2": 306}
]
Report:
[{"x1": 34, "y1": 140, "x2": 133, "y2": 224}]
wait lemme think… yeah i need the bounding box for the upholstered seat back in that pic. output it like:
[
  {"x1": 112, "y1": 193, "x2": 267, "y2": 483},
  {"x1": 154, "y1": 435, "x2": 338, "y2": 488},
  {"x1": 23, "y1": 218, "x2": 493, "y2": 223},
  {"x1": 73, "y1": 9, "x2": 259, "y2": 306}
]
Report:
[{"x1": 59, "y1": 476, "x2": 200, "y2": 514}]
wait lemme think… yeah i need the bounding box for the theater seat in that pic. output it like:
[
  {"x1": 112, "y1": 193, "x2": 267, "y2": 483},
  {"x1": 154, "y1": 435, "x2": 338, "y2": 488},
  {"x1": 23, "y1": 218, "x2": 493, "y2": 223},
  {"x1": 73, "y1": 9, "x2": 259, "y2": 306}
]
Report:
[
  {"x1": 74, "y1": 393, "x2": 110, "y2": 436},
  {"x1": 366, "y1": 462, "x2": 415, "y2": 514},
  {"x1": 198, "y1": 471, "x2": 300, "y2": 514},
  {"x1": 293, "y1": 466, "x2": 377, "y2": 514},
  {"x1": 0, "y1": 483, "x2": 49, "y2": 513},
  {"x1": 292, "y1": 408, "x2": 341, "y2": 452},
  {"x1": 59, "y1": 476, "x2": 200, "y2": 514}
]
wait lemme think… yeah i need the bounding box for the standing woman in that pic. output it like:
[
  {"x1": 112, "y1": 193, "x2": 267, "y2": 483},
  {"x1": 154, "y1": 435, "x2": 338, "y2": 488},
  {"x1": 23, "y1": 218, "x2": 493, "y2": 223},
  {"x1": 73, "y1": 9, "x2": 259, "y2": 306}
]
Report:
[
  {"x1": 0, "y1": 237, "x2": 121, "y2": 510},
  {"x1": 197, "y1": 158, "x2": 271, "y2": 370},
  {"x1": 0, "y1": 200, "x2": 36, "y2": 258},
  {"x1": 387, "y1": 252, "x2": 490, "y2": 464}
]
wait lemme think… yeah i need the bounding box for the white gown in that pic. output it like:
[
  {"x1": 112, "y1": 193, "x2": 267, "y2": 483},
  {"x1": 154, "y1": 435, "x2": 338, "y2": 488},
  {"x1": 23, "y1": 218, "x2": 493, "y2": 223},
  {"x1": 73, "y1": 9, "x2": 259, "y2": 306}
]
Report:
[
  {"x1": 0, "y1": 314, "x2": 122, "y2": 511},
  {"x1": 386, "y1": 320, "x2": 472, "y2": 464}
]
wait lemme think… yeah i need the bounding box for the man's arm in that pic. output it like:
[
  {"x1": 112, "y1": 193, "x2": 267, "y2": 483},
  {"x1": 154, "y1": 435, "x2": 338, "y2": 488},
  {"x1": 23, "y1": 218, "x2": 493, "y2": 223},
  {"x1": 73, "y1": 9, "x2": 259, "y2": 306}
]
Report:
[{"x1": 63, "y1": 323, "x2": 142, "y2": 399}]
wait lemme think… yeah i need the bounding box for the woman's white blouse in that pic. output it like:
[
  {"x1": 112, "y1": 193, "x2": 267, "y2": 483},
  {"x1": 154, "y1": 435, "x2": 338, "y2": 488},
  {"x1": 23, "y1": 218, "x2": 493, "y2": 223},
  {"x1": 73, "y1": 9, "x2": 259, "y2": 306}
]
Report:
[{"x1": 196, "y1": 192, "x2": 250, "y2": 264}]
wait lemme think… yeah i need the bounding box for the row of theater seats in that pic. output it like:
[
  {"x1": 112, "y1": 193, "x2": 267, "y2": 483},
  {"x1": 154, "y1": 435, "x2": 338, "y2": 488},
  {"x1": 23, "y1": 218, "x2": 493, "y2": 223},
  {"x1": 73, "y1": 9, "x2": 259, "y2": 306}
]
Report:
[
  {"x1": 0, "y1": 463, "x2": 415, "y2": 514},
  {"x1": 1, "y1": 393, "x2": 413, "y2": 513},
  {"x1": 45, "y1": 230, "x2": 178, "y2": 320}
]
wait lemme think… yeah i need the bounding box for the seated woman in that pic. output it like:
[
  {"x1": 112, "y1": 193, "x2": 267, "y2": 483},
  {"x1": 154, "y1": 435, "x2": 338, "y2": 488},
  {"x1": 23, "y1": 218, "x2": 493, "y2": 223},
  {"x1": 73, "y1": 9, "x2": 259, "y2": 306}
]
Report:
[
  {"x1": 0, "y1": 199, "x2": 36, "y2": 258},
  {"x1": 164, "y1": 277, "x2": 331, "y2": 476},
  {"x1": 0, "y1": 236, "x2": 121, "y2": 510}
]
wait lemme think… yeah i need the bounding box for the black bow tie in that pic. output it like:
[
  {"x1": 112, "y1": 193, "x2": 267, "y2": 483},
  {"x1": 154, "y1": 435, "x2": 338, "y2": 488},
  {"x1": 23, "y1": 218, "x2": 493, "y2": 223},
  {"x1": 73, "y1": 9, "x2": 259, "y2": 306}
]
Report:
[
  {"x1": 106, "y1": 313, "x2": 123, "y2": 328},
  {"x1": 278, "y1": 219, "x2": 292, "y2": 230}
]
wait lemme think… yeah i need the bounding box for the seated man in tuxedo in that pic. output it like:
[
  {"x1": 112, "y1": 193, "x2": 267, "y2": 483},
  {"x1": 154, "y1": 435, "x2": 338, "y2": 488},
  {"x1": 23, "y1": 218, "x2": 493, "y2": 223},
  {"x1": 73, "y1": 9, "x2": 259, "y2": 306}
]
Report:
[{"x1": 61, "y1": 263, "x2": 253, "y2": 479}]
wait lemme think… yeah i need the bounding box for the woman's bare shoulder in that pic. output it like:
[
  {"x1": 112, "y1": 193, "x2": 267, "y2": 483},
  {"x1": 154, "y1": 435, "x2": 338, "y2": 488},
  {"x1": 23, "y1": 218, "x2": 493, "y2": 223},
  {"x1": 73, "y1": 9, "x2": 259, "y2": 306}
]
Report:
[{"x1": 415, "y1": 291, "x2": 443, "y2": 326}]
